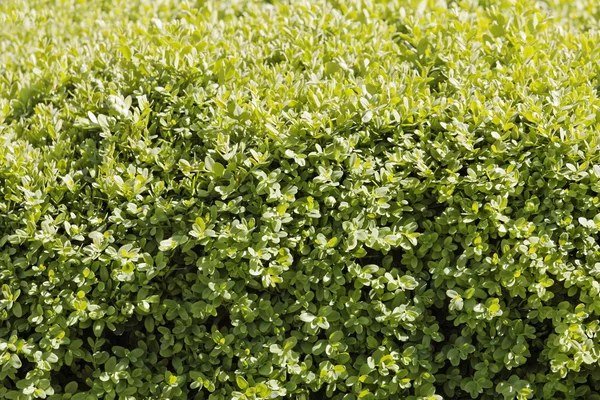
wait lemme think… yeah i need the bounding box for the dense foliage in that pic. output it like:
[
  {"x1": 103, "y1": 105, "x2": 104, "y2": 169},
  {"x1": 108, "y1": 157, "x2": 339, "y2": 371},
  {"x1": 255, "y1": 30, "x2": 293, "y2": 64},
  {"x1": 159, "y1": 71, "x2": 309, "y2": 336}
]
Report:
[{"x1": 3, "y1": 0, "x2": 600, "y2": 398}]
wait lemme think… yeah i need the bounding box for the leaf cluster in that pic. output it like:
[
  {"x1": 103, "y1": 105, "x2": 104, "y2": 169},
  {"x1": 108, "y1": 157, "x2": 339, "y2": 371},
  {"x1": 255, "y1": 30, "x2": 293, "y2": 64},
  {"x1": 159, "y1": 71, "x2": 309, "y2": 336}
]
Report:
[{"x1": 2, "y1": 0, "x2": 600, "y2": 399}]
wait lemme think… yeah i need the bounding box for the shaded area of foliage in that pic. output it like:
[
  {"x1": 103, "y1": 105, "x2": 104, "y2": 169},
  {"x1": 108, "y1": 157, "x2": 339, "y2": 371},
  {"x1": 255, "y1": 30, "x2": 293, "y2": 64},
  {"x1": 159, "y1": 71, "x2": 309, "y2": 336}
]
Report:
[{"x1": 2, "y1": 0, "x2": 600, "y2": 399}]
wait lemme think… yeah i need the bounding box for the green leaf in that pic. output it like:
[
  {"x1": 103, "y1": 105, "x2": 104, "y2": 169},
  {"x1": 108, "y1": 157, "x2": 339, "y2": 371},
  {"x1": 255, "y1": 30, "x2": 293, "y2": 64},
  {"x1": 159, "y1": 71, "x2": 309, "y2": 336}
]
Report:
[{"x1": 236, "y1": 376, "x2": 248, "y2": 390}]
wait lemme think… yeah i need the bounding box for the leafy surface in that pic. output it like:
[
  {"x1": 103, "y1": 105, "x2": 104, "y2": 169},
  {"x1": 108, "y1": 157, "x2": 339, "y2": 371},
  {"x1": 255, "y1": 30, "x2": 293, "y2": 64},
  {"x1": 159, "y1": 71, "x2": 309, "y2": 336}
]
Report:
[{"x1": 2, "y1": 0, "x2": 600, "y2": 399}]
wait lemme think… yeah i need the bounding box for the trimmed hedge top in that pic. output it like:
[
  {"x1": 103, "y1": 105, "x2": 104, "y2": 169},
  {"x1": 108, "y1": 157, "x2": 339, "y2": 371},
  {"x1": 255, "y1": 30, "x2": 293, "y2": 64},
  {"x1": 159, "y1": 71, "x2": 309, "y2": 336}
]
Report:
[{"x1": 3, "y1": 0, "x2": 600, "y2": 399}]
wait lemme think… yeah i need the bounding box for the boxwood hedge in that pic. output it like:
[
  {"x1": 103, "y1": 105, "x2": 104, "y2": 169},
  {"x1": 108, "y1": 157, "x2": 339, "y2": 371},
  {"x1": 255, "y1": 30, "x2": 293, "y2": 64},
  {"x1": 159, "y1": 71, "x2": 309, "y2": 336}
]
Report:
[{"x1": 2, "y1": 0, "x2": 600, "y2": 399}]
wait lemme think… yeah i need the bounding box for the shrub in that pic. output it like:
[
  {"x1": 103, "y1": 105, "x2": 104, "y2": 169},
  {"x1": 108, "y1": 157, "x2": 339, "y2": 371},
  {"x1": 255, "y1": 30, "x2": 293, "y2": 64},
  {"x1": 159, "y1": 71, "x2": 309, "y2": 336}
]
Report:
[{"x1": 2, "y1": 0, "x2": 600, "y2": 399}]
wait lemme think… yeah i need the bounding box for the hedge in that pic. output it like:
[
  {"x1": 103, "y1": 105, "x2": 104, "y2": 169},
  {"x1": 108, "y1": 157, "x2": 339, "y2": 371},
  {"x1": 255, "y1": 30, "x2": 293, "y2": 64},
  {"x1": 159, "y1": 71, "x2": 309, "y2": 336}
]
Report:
[{"x1": 2, "y1": 0, "x2": 600, "y2": 399}]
